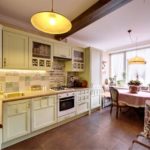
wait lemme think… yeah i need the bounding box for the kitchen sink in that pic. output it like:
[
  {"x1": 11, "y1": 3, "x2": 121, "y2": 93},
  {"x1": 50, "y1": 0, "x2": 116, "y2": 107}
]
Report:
[{"x1": 4, "y1": 92, "x2": 25, "y2": 98}]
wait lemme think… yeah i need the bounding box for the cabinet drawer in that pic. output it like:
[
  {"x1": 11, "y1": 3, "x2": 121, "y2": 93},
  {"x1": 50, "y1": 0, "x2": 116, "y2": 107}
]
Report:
[
  {"x1": 85, "y1": 90, "x2": 89, "y2": 94},
  {"x1": 17, "y1": 103, "x2": 28, "y2": 113},
  {"x1": 7, "y1": 105, "x2": 17, "y2": 116},
  {"x1": 48, "y1": 96, "x2": 56, "y2": 106},
  {"x1": 7, "y1": 101, "x2": 28, "y2": 116},
  {"x1": 77, "y1": 102, "x2": 89, "y2": 114},
  {"x1": 33, "y1": 96, "x2": 56, "y2": 110},
  {"x1": 41, "y1": 98, "x2": 48, "y2": 108},
  {"x1": 84, "y1": 95, "x2": 89, "y2": 100},
  {"x1": 58, "y1": 112, "x2": 76, "y2": 122},
  {"x1": 81, "y1": 91, "x2": 85, "y2": 94},
  {"x1": 33, "y1": 99, "x2": 41, "y2": 110}
]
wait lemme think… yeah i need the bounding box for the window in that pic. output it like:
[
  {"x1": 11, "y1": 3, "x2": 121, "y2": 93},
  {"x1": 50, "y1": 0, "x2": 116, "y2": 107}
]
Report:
[
  {"x1": 110, "y1": 48, "x2": 150, "y2": 85},
  {"x1": 126, "y1": 49, "x2": 150, "y2": 85},
  {"x1": 111, "y1": 53, "x2": 124, "y2": 81}
]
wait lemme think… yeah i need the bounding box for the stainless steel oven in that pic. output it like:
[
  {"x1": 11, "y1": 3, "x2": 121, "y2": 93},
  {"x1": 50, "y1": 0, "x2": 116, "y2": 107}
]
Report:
[{"x1": 58, "y1": 92, "x2": 76, "y2": 117}]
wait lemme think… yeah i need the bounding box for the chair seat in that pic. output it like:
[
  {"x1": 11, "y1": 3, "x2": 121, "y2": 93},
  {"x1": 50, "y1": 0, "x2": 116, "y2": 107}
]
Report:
[{"x1": 113, "y1": 101, "x2": 127, "y2": 107}]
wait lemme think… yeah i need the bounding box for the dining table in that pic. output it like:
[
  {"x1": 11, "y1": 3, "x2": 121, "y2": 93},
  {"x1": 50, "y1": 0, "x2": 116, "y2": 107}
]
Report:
[{"x1": 118, "y1": 89, "x2": 150, "y2": 108}]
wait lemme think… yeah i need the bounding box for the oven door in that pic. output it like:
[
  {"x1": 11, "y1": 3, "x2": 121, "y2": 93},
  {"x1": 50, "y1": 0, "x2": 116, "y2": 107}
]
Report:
[{"x1": 58, "y1": 96, "x2": 75, "y2": 117}]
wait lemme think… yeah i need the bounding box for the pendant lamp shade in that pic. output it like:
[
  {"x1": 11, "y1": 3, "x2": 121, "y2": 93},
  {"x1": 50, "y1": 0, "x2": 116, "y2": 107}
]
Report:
[
  {"x1": 31, "y1": 0, "x2": 72, "y2": 34},
  {"x1": 127, "y1": 29, "x2": 146, "y2": 65},
  {"x1": 128, "y1": 56, "x2": 146, "y2": 64}
]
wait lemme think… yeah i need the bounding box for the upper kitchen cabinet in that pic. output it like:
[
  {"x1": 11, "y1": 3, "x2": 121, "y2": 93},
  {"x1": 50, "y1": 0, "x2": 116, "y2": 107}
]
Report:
[
  {"x1": 53, "y1": 42, "x2": 71, "y2": 59},
  {"x1": 3, "y1": 30, "x2": 28, "y2": 69},
  {"x1": 65, "y1": 47, "x2": 85, "y2": 72},
  {"x1": 29, "y1": 37, "x2": 53, "y2": 70}
]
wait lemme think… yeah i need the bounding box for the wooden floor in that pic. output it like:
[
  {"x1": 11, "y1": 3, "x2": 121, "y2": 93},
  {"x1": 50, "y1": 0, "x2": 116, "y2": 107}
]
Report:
[{"x1": 4, "y1": 108, "x2": 144, "y2": 150}]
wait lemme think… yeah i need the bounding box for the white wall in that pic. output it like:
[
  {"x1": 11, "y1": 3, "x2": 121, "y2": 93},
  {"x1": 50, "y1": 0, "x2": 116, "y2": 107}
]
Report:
[{"x1": 101, "y1": 51, "x2": 110, "y2": 85}]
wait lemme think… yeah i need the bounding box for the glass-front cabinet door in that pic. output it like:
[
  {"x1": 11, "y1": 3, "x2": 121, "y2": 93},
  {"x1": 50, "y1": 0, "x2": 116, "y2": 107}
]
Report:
[
  {"x1": 65, "y1": 47, "x2": 85, "y2": 72},
  {"x1": 72, "y1": 48, "x2": 85, "y2": 71},
  {"x1": 29, "y1": 37, "x2": 53, "y2": 70}
]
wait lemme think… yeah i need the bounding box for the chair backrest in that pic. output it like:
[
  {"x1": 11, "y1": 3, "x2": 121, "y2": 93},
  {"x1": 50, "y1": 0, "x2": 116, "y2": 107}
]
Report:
[
  {"x1": 143, "y1": 100, "x2": 150, "y2": 138},
  {"x1": 102, "y1": 85, "x2": 110, "y2": 92},
  {"x1": 109, "y1": 87, "x2": 119, "y2": 104}
]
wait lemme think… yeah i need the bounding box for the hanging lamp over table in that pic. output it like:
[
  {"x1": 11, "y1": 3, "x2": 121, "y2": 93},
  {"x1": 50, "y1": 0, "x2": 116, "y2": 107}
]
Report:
[
  {"x1": 31, "y1": 0, "x2": 72, "y2": 34},
  {"x1": 127, "y1": 29, "x2": 146, "y2": 65}
]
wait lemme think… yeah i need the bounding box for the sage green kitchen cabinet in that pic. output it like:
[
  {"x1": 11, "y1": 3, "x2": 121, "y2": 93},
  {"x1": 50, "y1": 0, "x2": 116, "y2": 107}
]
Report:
[
  {"x1": 65, "y1": 47, "x2": 85, "y2": 72},
  {"x1": 29, "y1": 37, "x2": 53, "y2": 70},
  {"x1": 3, "y1": 30, "x2": 28, "y2": 69},
  {"x1": 3, "y1": 99, "x2": 30, "y2": 142},
  {"x1": 54, "y1": 42, "x2": 71, "y2": 59},
  {"x1": 31, "y1": 95, "x2": 57, "y2": 131},
  {"x1": 79, "y1": 47, "x2": 102, "y2": 109}
]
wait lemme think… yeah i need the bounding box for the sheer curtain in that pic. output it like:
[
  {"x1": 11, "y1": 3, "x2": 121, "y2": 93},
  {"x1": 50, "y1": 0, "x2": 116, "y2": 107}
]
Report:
[
  {"x1": 111, "y1": 53, "x2": 124, "y2": 81},
  {"x1": 111, "y1": 48, "x2": 150, "y2": 85},
  {"x1": 126, "y1": 48, "x2": 150, "y2": 85}
]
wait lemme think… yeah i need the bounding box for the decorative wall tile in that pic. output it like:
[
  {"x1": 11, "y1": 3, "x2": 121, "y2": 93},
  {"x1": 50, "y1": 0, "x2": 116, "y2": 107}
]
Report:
[
  {"x1": 5, "y1": 82, "x2": 19, "y2": 93},
  {"x1": 0, "y1": 76, "x2": 6, "y2": 82},
  {"x1": 0, "y1": 60, "x2": 67, "y2": 92},
  {"x1": 25, "y1": 76, "x2": 31, "y2": 82}
]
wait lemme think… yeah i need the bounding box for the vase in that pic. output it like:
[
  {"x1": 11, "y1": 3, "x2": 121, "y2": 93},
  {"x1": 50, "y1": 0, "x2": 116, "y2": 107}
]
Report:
[{"x1": 129, "y1": 85, "x2": 140, "y2": 93}]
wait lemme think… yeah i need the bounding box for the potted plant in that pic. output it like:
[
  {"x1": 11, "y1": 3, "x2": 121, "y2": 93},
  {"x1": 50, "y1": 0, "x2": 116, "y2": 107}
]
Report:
[{"x1": 128, "y1": 80, "x2": 142, "y2": 93}]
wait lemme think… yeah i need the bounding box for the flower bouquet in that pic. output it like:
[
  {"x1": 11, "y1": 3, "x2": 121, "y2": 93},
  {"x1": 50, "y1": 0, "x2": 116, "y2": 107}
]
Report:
[{"x1": 128, "y1": 80, "x2": 141, "y2": 93}]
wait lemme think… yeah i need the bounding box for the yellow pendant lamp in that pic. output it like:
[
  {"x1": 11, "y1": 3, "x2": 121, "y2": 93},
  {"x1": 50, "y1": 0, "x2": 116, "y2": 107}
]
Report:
[
  {"x1": 127, "y1": 29, "x2": 146, "y2": 65},
  {"x1": 31, "y1": 0, "x2": 72, "y2": 34},
  {"x1": 128, "y1": 56, "x2": 146, "y2": 64}
]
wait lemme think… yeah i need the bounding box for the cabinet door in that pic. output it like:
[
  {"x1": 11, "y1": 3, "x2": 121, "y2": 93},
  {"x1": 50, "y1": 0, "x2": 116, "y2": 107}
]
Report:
[
  {"x1": 91, "y1": 96, "x2": 100, "y2": 109},
  {"x1": 31, "y1": 96, "x2": 57, "y2": 131},
  {"x1": 54, "y1": 42, "x2": 71, "y2": 59},
  {"x1": 72, "y1": 48, "x2": 85, "y2": 72},
  {"x1": 3, "y1": 31, "x2": 28, "y2": 69},
  {"x1": 91, "y1": 89, "x2": 101, "y2": 109},
  {"x1": 77, "y1": 90, "x2": 90, "y2": 114},
  {"x1": 29, "y1": 37, "x2": 53, "y2": 70},
  {"x1": 65, "y1": 47, "x2": 85, "y2": 72},
  {"x1": 3, "y1": 100, "x2": 30, "y2": 142},
  {"x1": 90, "y1": 48, "x2": 101, "y2": 88},
  {"x1": 77, "y1": 102, "x2": 89, "y2": 114}
]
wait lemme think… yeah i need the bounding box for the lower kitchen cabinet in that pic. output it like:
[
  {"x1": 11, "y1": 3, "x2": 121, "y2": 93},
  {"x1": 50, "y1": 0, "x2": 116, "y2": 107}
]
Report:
[
  {"x1": 31, "y1": 95, "x2": 57, "y2": 131},
  {"x1": 91, "y1": 89, "x2": 101, "y2": 109},
  {"x1": 3, "y1": 100, "x2": 30, "y2": 142},
  {"x1": 76, "y1": 89, "x2": 90, "y2": 114}
]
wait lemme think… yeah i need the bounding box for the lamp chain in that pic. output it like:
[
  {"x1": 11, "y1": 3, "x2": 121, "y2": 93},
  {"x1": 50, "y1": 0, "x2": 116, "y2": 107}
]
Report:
[{"x1": 51, "y1": 0, "x2": 54, "y2": 12}]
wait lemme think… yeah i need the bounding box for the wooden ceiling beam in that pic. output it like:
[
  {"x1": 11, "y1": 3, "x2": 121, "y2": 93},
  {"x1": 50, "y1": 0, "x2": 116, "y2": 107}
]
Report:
[{"x1": 55, "y1": 0, "x2": 132, "y2": 40}]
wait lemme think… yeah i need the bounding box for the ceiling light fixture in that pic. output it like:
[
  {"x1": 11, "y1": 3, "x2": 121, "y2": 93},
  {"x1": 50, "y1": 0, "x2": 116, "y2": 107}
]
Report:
[
  {"x1": 31, "y1": 0, "x2": 72, "y2": 34},
  {"x1": 127, "y1": 29, "x2": 146, "y2": 65}
]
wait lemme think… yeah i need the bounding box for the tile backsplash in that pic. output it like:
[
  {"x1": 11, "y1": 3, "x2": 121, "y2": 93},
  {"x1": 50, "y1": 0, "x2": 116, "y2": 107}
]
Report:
[{"x1": 0, "y1": 60, "x2": 67, "y2": 93}]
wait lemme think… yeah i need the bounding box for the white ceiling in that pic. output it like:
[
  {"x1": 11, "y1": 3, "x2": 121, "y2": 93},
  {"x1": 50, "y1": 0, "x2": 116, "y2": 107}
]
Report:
[
  {"x1": 0, "y1": 0, "x2": 150, "y2": 51},
  {"x1": 70, "y1": 0, "x2": 150, "y2": 51},
  {"x1": 0, "y1": 0, "x2": 98, "y2": 32}
]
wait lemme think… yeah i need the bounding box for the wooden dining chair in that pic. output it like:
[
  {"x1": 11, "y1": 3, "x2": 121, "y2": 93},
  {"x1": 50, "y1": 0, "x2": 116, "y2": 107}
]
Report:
[
  {"x1": 129, "y1": 100, "x2": 150, "y2": 150},
  {"x1": 109, "y1": 87, "x2": 127, "y2": 119},
  {"x1": 101, "y1": 85, "x2": 111, "y2": 108}
]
